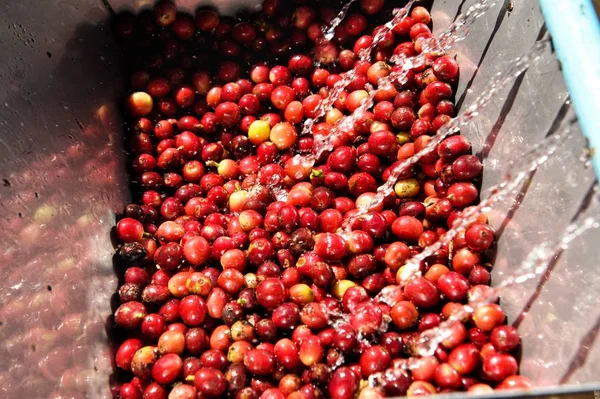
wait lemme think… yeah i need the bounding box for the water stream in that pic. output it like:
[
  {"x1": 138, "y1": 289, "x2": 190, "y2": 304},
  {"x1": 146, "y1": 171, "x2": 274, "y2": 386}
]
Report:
[
  {"x1": 368, "y1": 204, "x2": 600, "y2": 387},
  {"x1": 339, "y1": 38, "x2": 550, "y2": 232}
]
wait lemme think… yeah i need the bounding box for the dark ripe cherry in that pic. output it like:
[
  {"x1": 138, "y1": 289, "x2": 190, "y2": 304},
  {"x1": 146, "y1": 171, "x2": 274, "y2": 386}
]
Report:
[
  {"x1": 356, "y1": 153, "x2": 381, "y2": 175},
  {"x1": 272, "y1": 302, "x2": 300, "y2": 330},
  {"x1": 232, "y1": 22, "x2": 256, "y2": 43},
  {"x1": 225, "y1": 363, "x2": 249, "y2": 393},
  {"x1": 348, "y1": 254, "x2": 376, "y2": 279},
  {"x1": 248, "y1": 319, "x2": 277, "y2": 342},
  {"x1": 244, "y1": 349, "x2": 275, "y2": 376},
  {"x1": 256, "y1": 261, "x2": 281, "y2": 280},
  {"x1": 448, "y1": 343, "x2": 481, "y2": 375},
  {"x1": 310, "y1": 187, "x2": 335, "y2": 212},
  {"x1": 447, "y1": 182, "x2": 479, "y2": 208},
  {"x1": 490, "y1": 325, "x2": 520, "y2": 352},
  {"x1": 202, "y1": 223, "x2": 227, "y2": 243},
  {"x1": 328, "y1": 366, "x2": 359, "y2": 399},
  {"x1": 483, "y1": 353, "x2": 518, "y2": 382},
  {"x1": 323, "y1": 172, "x2": 348, "y2": 192},
  {"x1": 438, "y1": 135, "x2": 471, "y2": 161},
  {"x1": 469, "y1": 265, "x2": 491, "y2": 285},
  {"x1": 419, "y1": 313, "x2": 442, "y2": 332},
  {"x1": 497, "y1": 375, "x2": 535, "y2": 390},
  {"x1": 141, "y1": 313, "x2": 167, "y2": 341},
  {"x1": 194, "y1": 367, "x2": 226, "y2": 397},
  {"x1": 200, "y1": 348, "x2": 228, "y2": 371},
  {"x1": 431, "y1": 198, "x2": 454, "y2": 220},
  {"x1": 115, "y1": 301, "x2": 147, "y2": 330},
  {"x1": 465, "y1": 223, "x2": 495, "y2": 251},
  {"x1": 194, "y1": 9, "x2": 219, "y2": 32},
  {"x1": 400, "y1": 202, "x2": 426, "y2": 220},
  {"x1": 307, "y1": 363, "x2": 332, "y2": 387},
  {"x1": 289, "y1": 228, "x2": 315, "y2": 255},
  {"x1": 327, "y1": 146, "x2": 356, "y2": 173},
  {"x1": 391, "y1": 216, "x2": 424, "y2": 242},
  {"x1": 360, "y1": 345, "x2": 391, "y2": 377},
  {"x1": 332, "y1": 323, "x2": 358, "y2": 352},
  {"x1": 404, "y1": 277, "x2": 439, "y2": 309},
  {"x1": 434, "y1": 363, "x2": 461, "y2": 390},
  {"x1": 179, "y1": 295, "x2": 207, "y2": 326},
  {"x1": 391, "y1": 107, "x2": 416, "y2": 130},
  {"x1": 119, "y1": 282, "x2": 141, "y2": 303},
  {"x1": 437, "y1": 272, "x2": 470, "y2": 302},
  {"x1": 452, "y1": 155, "x2": 483, "y2": 180},
  {"x1": 376, "y1": 332, "x2": 402, "y2": 359},
  {"x1": 361, "y1": 212, "x2": 387, "y2": 238},
  {"x1": 154, "y1": 242, "x2": 183, "y2": 270},
  {"x1": 433, "y1": 55, "x2": 460, "y2": 82},
  {"x1": 222, "y1": 301, "x2": 245, "y2": 326},
  {"x1": 256, "y1": 278, "x2": 286, "y2": 309}
]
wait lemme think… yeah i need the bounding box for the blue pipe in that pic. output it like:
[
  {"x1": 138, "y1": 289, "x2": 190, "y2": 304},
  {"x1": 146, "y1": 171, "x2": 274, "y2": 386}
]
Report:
[{"x1": 539, "y1": 0, "x2": 600, "y2": 178}]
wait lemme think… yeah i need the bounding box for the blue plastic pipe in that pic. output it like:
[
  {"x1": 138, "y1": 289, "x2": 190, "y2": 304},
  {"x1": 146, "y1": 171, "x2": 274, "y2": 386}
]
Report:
[{"x1": 539, "y1": 0, "x2": 600, "y2": 178}]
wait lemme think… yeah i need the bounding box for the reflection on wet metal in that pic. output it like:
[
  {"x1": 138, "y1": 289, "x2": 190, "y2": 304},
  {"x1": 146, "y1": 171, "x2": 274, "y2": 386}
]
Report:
[{"x1": 0, "y1": 1, "x2": 127, "y2": 398}]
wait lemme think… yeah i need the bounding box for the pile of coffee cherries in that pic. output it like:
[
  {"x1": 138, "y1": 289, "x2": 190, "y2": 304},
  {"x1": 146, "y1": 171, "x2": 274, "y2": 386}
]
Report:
[{"x1": 112, "y1": 1, "x2": 533, "y2": 398}]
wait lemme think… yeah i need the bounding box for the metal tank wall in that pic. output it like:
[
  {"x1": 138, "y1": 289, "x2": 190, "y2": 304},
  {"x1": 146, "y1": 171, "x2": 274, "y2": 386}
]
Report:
[
  {"x1": 0, "y1": 1, "x2": 127, "y2": 397},
  {"x1": 0, "y1": 0, "x2": 598, "y2": 398}
]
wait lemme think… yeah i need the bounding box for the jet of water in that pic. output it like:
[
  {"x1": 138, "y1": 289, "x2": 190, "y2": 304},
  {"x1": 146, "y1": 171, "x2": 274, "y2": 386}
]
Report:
[
  {"x1": 397, "y1": 124, "x2": 570, "y2": 286},
  {"x1": 368, "y1": 190, "x2": 600, "y2": 388},
  {"x1": 412, "y1": 209, "x2": 600, "y2": 358},
  {"x1": 296, "y1": 0, "x2": 495, "y2": 173},
  {"x1": 322, "y1": 0, "x2": 359, "y2": 41},
  {"x1": 300, "y1": 0, "x2": 417, "y2": 144},
  {"x1": 341, "y1": 38, "x2": 550, "y2": 232}
]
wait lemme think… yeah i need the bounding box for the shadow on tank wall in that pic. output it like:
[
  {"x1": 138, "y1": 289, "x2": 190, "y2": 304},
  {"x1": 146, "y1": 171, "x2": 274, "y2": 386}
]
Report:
[{"x1": 0, "y1": 1, "x2": 128, "y2": 398}]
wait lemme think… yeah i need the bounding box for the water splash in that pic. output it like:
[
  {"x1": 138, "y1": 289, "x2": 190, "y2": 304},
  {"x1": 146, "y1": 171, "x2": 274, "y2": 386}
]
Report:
[
  {"x1": 359, "y1": 0, "x2": 418, "y2": 61},
  {"x1": 299, "y1": 0, "x2": 417, "y2": 146},
  {"x1": 368, "y1": 201, "x2": 600, "y2": 388},
  {"x1": 322, "y1": 0, "x2": 359, "y2": 41},
  {"x1": 294, "y1": 0, "x2": 496, "y2": 176},
  {"x1": 397, "y1": 125, "x2": 571, "y2": 285},
  {"x1": 340, "y1": 38, "x2": 550, "y2": 232},
  {"x1": 412, "y1": 212, "x2": 600, "y2": 358},
  {"x1": 292, "y1": 0, "x2": 495, "y2": 194}
]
